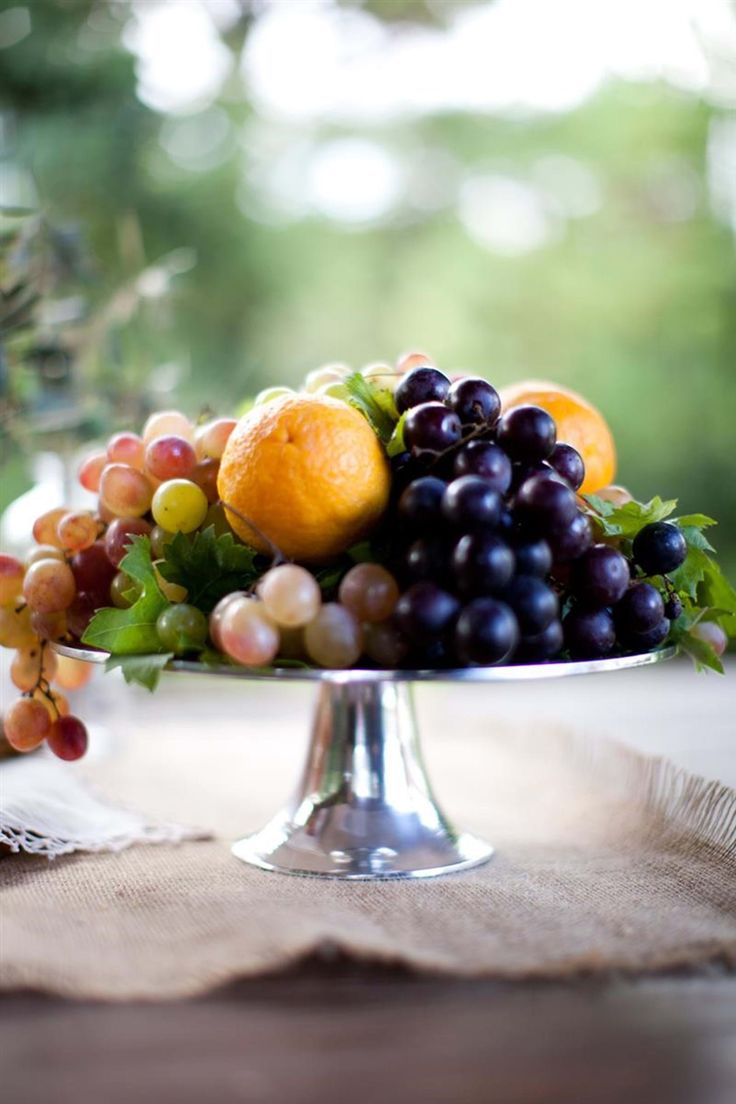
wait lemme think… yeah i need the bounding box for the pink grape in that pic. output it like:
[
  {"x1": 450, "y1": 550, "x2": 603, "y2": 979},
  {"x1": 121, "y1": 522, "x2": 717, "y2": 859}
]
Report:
[
  {"x1": 191, "y1": 459, "x2": 220, "y2": 504},
  {"x1": 34, "y1": 688, "x2": 69, "y2": 720},
  {"x1": 143, "y1": 410, "x2": 194, "y2": 445},
  {"x1": 23, "y1": 559, "x2": 77, "y2": 613},
  {"x1": 691, "y1": 620, "x2": 728, "y2": 657},
  {"x1": 195, "y1": 418, "x2": 236, "y2": 460},
  {"x1": 338, "y1": 563, "x2": 400, "y2": 623},
  {"x1": 30, "y1": 608, "x2": 68, "y2": 641},
  {"x1": 99, "y1": 463, "x2": 153, "y2": 518},
  {"x1": 56, "y1": 511, "x2": 98, "y2": 553},
  {"x1": 54, "y1": 654, "x2": 94, "y2": 691},
  {"x1": 10, "y1": 645, "x2": 58, "y2": 692},
  {"x1": 48, "y1": 715, "x2": 89, "y2": 760},
  {"x1": 145, "y1": 434, "x2": 197, "y2": 481},
  {"x1": 219, "y1": 597, "x2": 280, "y2": 666},
  {"x1": 107, "y1": 431, "x2": 145, "y2": 469},
  {"x1": 32, "y1": 508, "x2": 68, "y2": 549},
  {"x1": 0, "y1": 605, "x2": 36, "y2": 648},
  {"x1": 363, "y1": 619, "x2": 410, "y2": 668},
  {"x1": 209, "y1": 591, "x2": 247, "y2": 650},
  {"x1": 78, "y1": 451, "x2": 107, "y2": 493},
  {"x1": 4, "y1": 697, "x2": 51, "y2": 752},
  {"x1": 304, "y1": 604, "x2": 363, "y2": 669},
  {"x1": 26, "y1": 544, "x2": 65, "y2": 566},
  {"x1": 0, "y1": 554, "x2": 24, "y2": 605},
  {"x1": 259, "y1": 564, "x2": 321, "y2": 628},
  {"x1": 396, "y1": 350, "x2": 434, "y2": 373},
  {"x1": 104, "y1": 516, "x2": 152, "y2": 567}
]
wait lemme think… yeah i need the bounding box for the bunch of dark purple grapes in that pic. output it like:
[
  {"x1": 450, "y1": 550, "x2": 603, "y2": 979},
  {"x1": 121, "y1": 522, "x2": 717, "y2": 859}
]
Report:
[{"x1": 382, "y1": 366, "x2": 686, "y2": 667}]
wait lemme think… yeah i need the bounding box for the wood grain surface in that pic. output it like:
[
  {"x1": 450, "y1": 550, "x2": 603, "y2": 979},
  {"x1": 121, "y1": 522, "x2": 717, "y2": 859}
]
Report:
[{"x1": 1, "y1": 659, "x2": 734, "y2": 1103}]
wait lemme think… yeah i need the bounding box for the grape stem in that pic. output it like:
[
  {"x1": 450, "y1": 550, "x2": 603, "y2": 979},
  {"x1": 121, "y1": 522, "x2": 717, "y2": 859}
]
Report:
[
  {"x1": 217, "y1": 497, "x2": 288, "y2": 567},
  {"x1": 25, "y1": 640, "x2": 61, "y2": 719}
]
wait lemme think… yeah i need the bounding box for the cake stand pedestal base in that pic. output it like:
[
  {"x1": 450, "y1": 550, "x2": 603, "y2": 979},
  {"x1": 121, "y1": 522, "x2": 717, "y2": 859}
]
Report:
[{"x1": 231, "y1": 680, "x2": 493, "y2": 880}]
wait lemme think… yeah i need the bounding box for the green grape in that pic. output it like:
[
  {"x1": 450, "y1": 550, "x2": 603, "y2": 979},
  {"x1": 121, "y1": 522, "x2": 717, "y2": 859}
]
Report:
[
  {"x1": 151, "y1": 479, "x2": 208, "y2": 534},
  {"x1": 156, "y1": 603, "x2": 209, "y2": 655}
]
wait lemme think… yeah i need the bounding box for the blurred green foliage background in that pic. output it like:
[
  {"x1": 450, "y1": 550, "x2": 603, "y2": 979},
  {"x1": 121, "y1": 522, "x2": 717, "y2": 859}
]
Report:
[{"x1": 1, "y1": 0, "x2": 734, "y2": 569}]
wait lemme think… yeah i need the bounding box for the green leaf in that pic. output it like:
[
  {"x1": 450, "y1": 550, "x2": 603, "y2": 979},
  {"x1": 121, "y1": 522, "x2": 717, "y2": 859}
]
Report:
[
  {"x1": 386, "y1": 411, "x2": 408, "y2": 457},
  {"x1": 159, "y1": 525, "x2": 259, "y2": 612},
  {"x1": 342, "y1": 372, "x2": 398, "y2": 443},
  {"x1": 678, "y1": 633, "x2": 725, "y2": 674},
  {"x1": 678, "y1": 525, "x2": 716, "y2": 554},
  {"x1": 583, "y1": 494, "x2": 677, "y2": 538},
  {"x1": 105, "y1": 653, "x2": 174, "y2": 691},
  {"x1": 674, "y1": 514, "x2": 717, "y2": 529},
  {"x1": 698, "y1": 557, "x2": 736, "y2": 637},
  {"x1": 82, "y1": 537, "x2": 170, "y2": 655},
  {"x1": 670, "y1": 545, "x2": 710, "y2": 600},
  {"x1": 348, "y1": 540, "x2": 377, "y2": 564},
  {"x1": 314, "y1": 563, "x2": 348, "y2": 596}
]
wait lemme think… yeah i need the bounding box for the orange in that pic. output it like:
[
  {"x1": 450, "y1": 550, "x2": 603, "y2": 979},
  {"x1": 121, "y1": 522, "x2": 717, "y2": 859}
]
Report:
[
  {"x1": 217, "y1": 395, "x2": 391, "y2": 562},
  {"x1": 499, "y1": 380, "x2": 616, "y2": 494}
]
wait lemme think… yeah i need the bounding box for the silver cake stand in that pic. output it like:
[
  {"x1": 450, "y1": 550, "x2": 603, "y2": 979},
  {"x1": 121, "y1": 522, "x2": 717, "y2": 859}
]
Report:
[{"x1": 55, "y1": 643, "x2": 677, "y2": 880}]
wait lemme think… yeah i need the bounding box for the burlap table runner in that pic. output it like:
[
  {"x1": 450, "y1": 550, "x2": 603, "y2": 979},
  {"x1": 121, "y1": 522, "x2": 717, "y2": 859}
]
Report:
[{"x1": 1, "y1": 677, "x2": 734, "y2": 998}]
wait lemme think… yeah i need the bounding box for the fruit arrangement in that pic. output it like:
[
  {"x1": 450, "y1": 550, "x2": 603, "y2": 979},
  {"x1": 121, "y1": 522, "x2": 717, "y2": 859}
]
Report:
[{"x1": 1, "y1": 353, "x2": 733, "y2": 760}]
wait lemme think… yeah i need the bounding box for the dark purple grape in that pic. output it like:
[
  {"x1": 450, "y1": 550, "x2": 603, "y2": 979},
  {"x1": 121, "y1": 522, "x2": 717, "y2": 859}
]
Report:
[
  {"x1": 395, "y1": 367, "x2": 451, "y2": 414},
  {"x1": 511, "y1": 536, "x2": 552, "y2": 578},
  {"x1": 497, "y1": 509, "x2": 514, "y2": 536},
  {"x1": 395, "y1": 582, "x2": 460, "y2": 643},
  {"x1": 404, "y1": 537, "x2": 448, "y2": 583},
  {"x1": 403, "y1": 402, "x2": 462, "y2": 456},
  {"x1": 66, "y1": 591, "x2": 99, "y2": 639},
  {"x1": 411, "y1": 638, "x2": 453, "y2": 669},
  {"x1": 515, "y1": 618, "x2": 564, "y2": 662},
  {"x1": 453, "y1": 441, "x2": 512, "y2": 494},
  {"x1": 446, "y1": 377, "x2": 501, "y2": 428},
  {"x1": 664, "y1": 594, "x2": 683, "y2": 620},
  {"x1": 547, "y1": 512, "x2": 593, "y2": 562},
  {"x1": 442, "y1": 476, "x2": 502, "y2": 530},
  {"x1": 572, "y1": 545, "x2": 630, "y2": 607},
  {"x1": 455, "y1": 598, "x2": 519, "y2": 666},
  {"x1": 497, "y1": 405, "x2": 556, "y2": 462},
  {"x1": 397, "y1": 477, "x2": 446, "y2": 533},
  {"x1": 620, "y1": 617, "x2": 670, "y2": 653},
  {"x1": 548, "y1": 443, "x2": 585, "y2": 490},
  {"x1": 515, "y1": 474, "x2": 578, "y2": 533},
  {"x1": 632, "y1": 522, "x2": 687, "y2": 576},
  {"x1": 510, "y1": 461, "x2": 558, "y2": 494},
  {"x1": 614, "y1": 582, "x2": 665, "y2": 634},
  {"x1": 451, "y1": 533, "x2": 515, "y2": 596},
  {"x1": 70, "y1": 541, "x2": 116, "y2": 607},
  {"x1": 389, "y1": 451, "x2": 418, "y2": 498},
  {"x1": 563, "y1": 606, "x2": 616, "y2": 659},
  {"x1": 502, "y1": 575, "x2": 558, "y2": 635}
]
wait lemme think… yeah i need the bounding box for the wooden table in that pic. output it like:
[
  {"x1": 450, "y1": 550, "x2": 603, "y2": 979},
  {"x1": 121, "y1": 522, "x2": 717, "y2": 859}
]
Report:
[{"x1": 2, "y1": 660, "x2": 734, "y2": 1104}]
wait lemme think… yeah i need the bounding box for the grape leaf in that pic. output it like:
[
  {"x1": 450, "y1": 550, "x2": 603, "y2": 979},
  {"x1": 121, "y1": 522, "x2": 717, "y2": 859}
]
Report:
[
  {"x1": 583, "y1": 495, "x2": 677, "y2": 538},
  {"x1": 105, "y1": 652, "x2": 174, "y2": 691},
  {"x1": 159, "y1": 525, "x2": 259, "y2": 612},
  {"x1": 697, "y1": 557, "x2": 736, "y2": 636},
  {"x1": 341, "y1": 372, "x2": 398, "y2": 443},
  {"x1": 82, "y1": 537, "x2": 170, "y2": 655},
  {"x1": 386, "y1": 411, "x2": 408, "y2": 457},
  {"x1": 670, "y1": 545, "x2": 711, "y2": 600},
  {"x1": 674, "y1": 514, "x2": 717, "y2": 529}
]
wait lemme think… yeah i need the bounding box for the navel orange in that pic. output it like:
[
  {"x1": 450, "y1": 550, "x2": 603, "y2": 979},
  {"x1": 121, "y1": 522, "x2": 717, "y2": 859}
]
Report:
[
  {"x1": 217, "y1": 394, "x2": 391, "y2": 562},
  {"x1": 499, "y1": 380, "x2": 616, "y2": 494}
]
